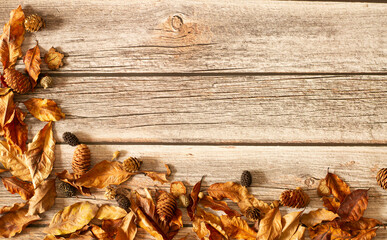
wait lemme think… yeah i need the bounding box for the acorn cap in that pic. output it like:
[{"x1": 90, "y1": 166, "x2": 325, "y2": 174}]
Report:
[
  {"x1": 280, "y1": 187, "x2": 310, "y2": 208},
  {"x1": 57, "y1": 181, "x2": 76, "y2": 197},
  {"x1": 241, "y1": 170, "x2": 252, "y2": 187},
  {"x1": 376, "y1": 168, "x2": 387, "y2": 190}
]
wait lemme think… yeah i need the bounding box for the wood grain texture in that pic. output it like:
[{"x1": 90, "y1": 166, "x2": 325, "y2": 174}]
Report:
[
  {"x1": 0, "y1": 0, "x2": 386, "y2": 73},
  {"x1": 13, "y1": 75, "x2": 387, "y2": 144}
]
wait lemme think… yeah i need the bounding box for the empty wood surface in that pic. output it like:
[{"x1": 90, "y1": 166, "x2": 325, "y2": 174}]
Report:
[{"x1": 0, "y1": 0, "x2": 386, "y2": 239}]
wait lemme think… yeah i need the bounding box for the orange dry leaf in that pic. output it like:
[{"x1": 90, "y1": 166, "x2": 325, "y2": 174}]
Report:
[
  {"x1": 0, "y1": 202, "x2": 26, "y2": 214},
  {"x1": 23, "y1": 42, "x2": 41, "y2": 82},
  {"x1": 0, "y1": 140, "x2": 30, "y2": 181},
  {"x1": 325, "y1": 172, "x2": 351, "y2": 203},
  {"x1": 338, "y1": 217, "x2": 382, "y2": 232},
  {"x1": 337, "y1": 189, "x2": 368, "y2": 222},
  {"x1": 24, "y1": 98, "x2": 65, "y2": 122},
  {"x1": 309, "y1": 224, "x2": 351, "y2": 240},
  {"x1": 200, "y1": 195, "x2": 241, "y2": 217},
  {"x1": 27, "y1": 179, "x2": 56, "y2": 216},
  {"x1": 256, "y1": 205, "x2": 282, "y2": 240},
  {"x1": 44, "y1": 47, "x2": 64, "y2": 70},
  {"x1": 220, "y1": 215, "x2": 257, "y2": 240},
  {"x1": 3, "y1": 107, "x2": 28, "y2": 154},
  {"x1": 278, "y1": 211, "x2": 304, "y2": 240},
  {"x1": 0, "y1": 208, "x2": 40, "y2": 238},
  {"x1": 1, "y1": 176, "x2": 34, "y2": 200},
  {"x1": 187, "y1": 178, "x2": 203, "y2": 221},
  {"x1": 322, "y1": 196, "x2": 341, "y2": 213},
  {"x1": 0, "y1": 88, "x2": 15, "y2": 136},
  {"x1": 55, "y1": 170, "x2": 91, "y2": 196},
  {"x1": 300, "y1": 208, "x2": 339, "y2": 228},
  {"x1": 115, "y1": 212, "x2": 137, "y2": 240},
  {"x1": 351, "y1": 229, "x2": 377, "y2": 240},
  {"x1": 317, "y1": 178, "x2": 331, "y2": 197},
  {"x1": 102, "y1": 219, "x2": 124, "y2": 239}
]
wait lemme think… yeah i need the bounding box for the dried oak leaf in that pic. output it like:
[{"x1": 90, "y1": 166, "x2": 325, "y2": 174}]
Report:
[
  {"x1": 76, "y1": 160, "x2": 134, "y2": 188},
  {"x1": 0, "y1": 208, "x2": 40, "y2": 238},
  {"x1": 115, "y1": 211, "x2": 138, "y2": 240},
  {"x1": 300, "y1": 208, "x2": 339, "y2": 228},
  {"x1": 337, "y1": 189, "x2": 369, "y2": 222},
  {"x1": 1, "y1": 176, "x2": 34, "y2": 200},
  {"x1": 24, "y1": 122, "x2": 56, "y2": 188},
  {"x1": 187, "y1": 178, "x2": 203, "y2": 220},
  {"x1": 94, "y1": 204, "x2": 127, "y2": 220},
  {"x1": 170, "y1": 181, "x2": 186, "y2": 198},
  {"x1": 44, "y1": 47, "x2": 64, "y2": 70},
  {"x1": 351, "y1": 229, "x2": 377, "y2": 240},
  {"x1": 46, "y1": 201, "x2": 99, "y2": 235},
  {"x1": 27, "y1": 179, "x2": 56, "y2": 216},
  {"x1": 322, "y1": 196, "x2": 341, "y2": 213},
  {"x1": 200, "y1": 195, "x2": 241, "y2": 217},
  {"x1": 55, "y1": 170, "x2": 91, "y2": 196},
  {"x1": 0, "y1": 88, "x2": 15, "y2": 136},
  {"x1": 0, "y1": 6, "x2": 25, "y2": 69},
  {"x1": 23, "y1": 42, "x2": 41, "y2": 82},
  {"x1": 220, "y1": 215, "x2": 257, "y2": 240},
  {"x1": 326, "y1": 172, "x2": 351, "y2": 203},
  {"x1": 278, "y1": 211, "x2": 304, "y2": 240},
  {"x1": 24, "y1": 98, "x2": 65, "y2": 122},
  {"x1": 0, "y1": 140, "x2": 30, "y2": 181},
  {"x1": 3, "y1": 107, "x2": 28, "y2": 154},
  {"x1": 256, "y1": 205, "x2": 282, "y2": 240},
  {"x1": 142, "y1": 164, "x2": 171, "y2": 184},
  {"x1": 0, "y1": 202, "x2": 27, "y2": 214}
]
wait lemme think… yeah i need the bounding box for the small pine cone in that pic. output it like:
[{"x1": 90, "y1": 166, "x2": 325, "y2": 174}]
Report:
[
  {"x1": 72, "y1": 144, "x2": 91, "y2": 178},
  {"x1": 40, "y1": 75, "x2": 53, "y2": 89},
  {"x1": 24, "y1": 14, "x2": 45, "y2": 32},
  {"x1": 57, "y1": 181, "x2": 76, "y2": 197},
  {"x1": 156, "y1": 192, "x2": 177, "y2": 222},
  {"x1": 280, "y1": 187, "x2": 310, "y2": 208},
  {"x1": 179, "y1": 194, "x2": 190, "y2": 208},
  {"x1": 63, "y1": 132, "x2": 80, "y2": 146},
  {"x1": 245, "y1": 207, "x2": 261, "y2": 221},
  {"x1": 123, "y1": 157, "x2": 141, "y2": 172},
  {"x1": 241, "y1": 170, "x2": 252, "y2": 187},
  {"x1": 115, "y1": 194, "x2": 131, "y2": 212},
  {"x1": 105, "y1": 186, "x2": 117, "y2": 200},
  {"x1": 3, "y1": 68, "x2": 32, "y2": 94},
  {"x1": 376, "y1": 168, "x2": 387, "y2": 190}
]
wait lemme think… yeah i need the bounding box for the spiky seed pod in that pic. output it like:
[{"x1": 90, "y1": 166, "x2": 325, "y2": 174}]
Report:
[
  {"x1": 57, "y1": 181, "x2": 76, "y2": 197},
  {"x1": 3, "y1": 68, "x2": 32, "y2": 94},
  {"x1": 105, "y1": 186, "x2": 117, "y2": 200},
  {"x1": 63, "y1": 132, "x2": 80, "y2": 146},
  {"x1": 241, "y1": 170, "x2": 252, "y2": 187},
  {"x1": 115, "y1": 194, "x2": 131, "y2": 212},
  {"x1": 24, "y1": 14, "x2": 45, "y2": 32},
  {"x1": 156, "y1": 192, "x2": 177, "y2": 222},
  {"x1": 280, "y1": 187, "x2": 310, "y2": 208},
  {"x1": 72, "y1": 144, "x2": 91, "y2": 178},
  {"x1": 376, "y1": 168, "x2": 387, "y2": 190},
  {"x1": 40, "y1": 75, "x2": 53, "y2": 89},
  {"x1": 245, "y1": 207, "x2": 261, "y2": 221},
  {"x1": 123, "y1": 157, "x2": 142, "y2": 172},
  {"x1": 179, "y1": 194, "x2": 190, "y2": 208}
]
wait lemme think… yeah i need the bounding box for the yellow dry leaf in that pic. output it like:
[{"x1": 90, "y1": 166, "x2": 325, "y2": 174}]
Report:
[
  {"x1": 0, "y1": 140, "x2": 30, "y2": 181},
  {"x1": 0, "y1": 88, "x2": 14, "y2": 136},
  {"x1": 142, "y1": 164, "x2": 171, "y2": 184},
  {"x1": 24, "y1": 98, "x2": 65, "y2": 122},
  {"x1": 23, "y1": 42, "x2": 41, "y2": 82},
  {"x1": 300, "y1": 208, "x2": 339, "y2": 227},
  {"x1": 256, "y1": 205, "x2": 282, "y2": 240},
  {"x1": 278, "y1": 211, "x2": 303, "y2": 240},
  {"x1": 115, "y1": 211, "x2": 137, "y2": 240},
  {"x1": 290, "y1": 225, "x2": 306, "y2": 240},
  {"x1": 44, "y1": 47, "x2": 64, "y2": 70},
  {"x1": 95, "y1": 204, "x2": 127, "y2": 220},
  {"x1": 27, "y1": 179, "x2": 56, "y2": 216},
  {"x1": 0, "y1": 208, "x2": 40, "y2": 238},
  {"x1": 220, "y1": 215, "x2": 257, "y2": 240}
]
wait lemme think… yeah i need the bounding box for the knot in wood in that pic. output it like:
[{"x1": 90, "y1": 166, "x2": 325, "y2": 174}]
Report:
[{"x1": 171, "y1": 15, "x2": 183, "y2": 31}]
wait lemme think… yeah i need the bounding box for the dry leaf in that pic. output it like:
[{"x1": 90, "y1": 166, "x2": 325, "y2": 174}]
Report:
[
  {"x1": 115, "y1": 211, "x2": 137, "y2": 240},
  {"x1": 44, "y1": 47, "x2": 64, "y2": 70},
  {"x1": 187, "y1": 178, "x2": 203, "y2": 220},
  {"x1": 322, "y1": 196, "x2": 341, "y2": 213},
  {"x1": 1, "y1": 176, "x2": 34, "y2": 200},
  {"x1": 3, "y1": 107, "x2": 28, "y2": 154},
  {"x1": 352, "y1": 229, "x2": 377, "y2": 240},
  {"x1": 205, "y1": 223, "x2": 225, "y2": 240},
  {"x1": 90, "y1": 224, "x2": 110, "y2": 240},
  {"x1": 309, "y1": 224, "x2": 351, "y2": 240},
  {"x1": 76, "y1": 160, "x2": 134, "y2": 188},
  {"x1": 326, "y1": 172, "x2": 351, "y2": 203},
  {"x1": 136, "y1": 207, "x2": 166, "y2": 240},
  {"x1": 27, "y1": 179, "x2": 56, "y2": 216},
  {"x1": 256, "y1": 205, "x2": 282, "y2": 240},
  {"x1": 279, "y1": 211, "x2": 303, "y2": 240},
  {"x1": 220, "y1": 215, "x2": 256, "y2": 240},
  {"x1": 0, "y1": 202, "x2": 26, "y2": 214},
  {"x1": 200, "y1": 195, "x2": 241, "y2": 217},
  {"x1": 23, "y1": 43, "x2": 41, "y2": 82},
  {"x1": 0, "y1": 88, "x2": 14, "y2": 136},
  {"x1": 102, "y1": 219, "x2": 123, "y2": 239},
  {"x1": 46, "y1": 201, "x2": 99, "y2": 235},
  {"x1": 24, "y1": 122, "x2": 56, "y2": 188},
  {"x1": 55, "y1": 170, "x2": 91, "y2": 196},
  {"x1": 337, "y1": 189, "x2": 368, "y2": 222},
  {"x1": 24, "y1": 98, "x2": 65, "y2": 122},
  {"x1": 142, "y1": 164, "x2": 171, "y2": 184},
  {"x1": 338, "y1": 217, "x2": 382, "y2": 231},
  {"x1": 170, "y1": 181, "x2": 186, "y2": 198},
  {"x1": 0, "y1": 140, "x2": 30, "y2": 181},
  {"x1": 0, "y1": 208, "x2": 40, "y2": 238},
  {"x1": 0, "y1": 6, "x2": 25, "y2": 69},
  {"x1": 95, "y1": 204, "x2": 127, "y2": 220},
  {"x1": 0, "y1": 168, "x2": 8, "y2": 173},
  {"x1": 317, "y1": 178, "x2": 330, "y2": 197},
  {"x1": 300, "y1": 208, "x2": 339, "y2": 227},
  {"x1": 290, "y1": 225, "x2": 306, "y2": 240}
]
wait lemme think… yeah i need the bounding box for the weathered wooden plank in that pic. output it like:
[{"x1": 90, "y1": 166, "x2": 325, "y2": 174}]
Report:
[
  {"x1": 14, "y1": 75, "x2": 387, "y2": 144},
  {"x1": 1, "y1": 0, "x2": 386, "y2": 73}
]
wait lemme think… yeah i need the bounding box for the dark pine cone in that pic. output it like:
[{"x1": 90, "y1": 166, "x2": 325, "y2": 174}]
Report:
[
  {"x1": 241, "y1": 170, "x2": 252, "y2": 187},
  {"x1": 115, "y1": 194, "x2": 131, "y2": 212},
  {"x1": 63, "y1": 132, "x2": 80, "y2": 146},
  {"x1": 57, "y1": 181, "x2": 76, "y2": 197},
  {"x1": 245, "y1": 206, "x2": 261, "y2": 221}
]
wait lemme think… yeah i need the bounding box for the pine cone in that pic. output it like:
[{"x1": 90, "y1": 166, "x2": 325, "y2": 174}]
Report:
[
  {"x1": 57, "y1": 181, "x2": 76, "y2": 197},
  {"x1": 24, "y1": 14, "x2": 45, "y2": 32},
  {"x1": 115, "y1": 194, "x2": 131, "y2": 212},
  {"x1": 376, "y1": 168, "x2": 387, "y2": 190},
  {"x1": 63, "y1": 132, "x2": 80, "y2": 146},
  {"x1": 40, "y1": 75, "x2": 53, "y2": 89},
  {"x1": 245, "y1": 206, "x2": 261, "y2": 221},
  {"x1": 3, "y1": 68, "x2": 32, "y2": 94},
  {"x1": 105, "y1": 186, "x2": 117, "y2": 200},
  {"x1": 72, "y1": 144, "x2": 91, "y2": 178},
  {"x1": 123, "y1": 157, "x2": 141, "y2": 172},
  {"x1": 241, "y1": 170, "x2": 252, "y2": 187},
  {"x1": 156, "y1": 192, "x2": 177, "y2": 222},
  {"x1": 280, "y1": 187, "x2": 310, "y2": 208}
]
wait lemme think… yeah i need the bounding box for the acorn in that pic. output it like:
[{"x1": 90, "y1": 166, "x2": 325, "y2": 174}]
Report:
[
  {"x1": 3, "y1": 68, "x2": 32, "y2": 94},
  {"x1": 280, "y1": 187, "x2": 310, "y2": 208},
  {"x1": 156, "y1": 192, "x2": 177, "y2": 222},
  {"x1": 123, "y1": 157, "x2": 142, "y2": 172},
  {"x1": 241, "y1": 170, "x2": 252, "y2": 187},
  {"x1": 63, "y1": 132, "x2": 80, "y2": 146},
  {"x1": 40, "y1": 75, "x2": 53, "y2": 89},
  {"x1": 115, "y1": 194, "x2": 131, "y2": 212},
  {"x1": 245, "y1": 206, "x2": 261, "y2": 221},
  {"x1": 24, "y1": 14, "x2": 45, "y2": 32},
  {"x1": 57, "y1": 181, "x2": 76, "y2": 197},
  {"x1": 376, "y1": 168, "x2": 387, "y2": 190},
  {"x1": 72, "y1": 144, "x2": 91, "y2": 178}
]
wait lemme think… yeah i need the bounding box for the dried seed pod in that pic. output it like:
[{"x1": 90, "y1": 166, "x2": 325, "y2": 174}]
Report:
[
  {"x1": 24, "y1": 14, "x2": 45, "y2": 32},
  {"x1": 376, "y1": 168, "x2": 387, "y2": 190},
  {"x1": 241, "y1": 170, "x2": 252, "y2": 187},
  {"x1": 123, "y1": 157, "x2": 141, "y2": 172},
  {"x1": 280, "y1": 187, "x2": 310, "y2": 208},
  {"x1": 179, "y1": 194, "x2": 190, "y2": 208},
  {"x1": 156, "y1": 192, "x2": 177, "y2": 222},
  {"x1": 104, "y1": 185, "x2": 117, "y2": 200},
  {"x1": 198, "y1": 192, "x2": 204, "y2": 199},
  {"x1": 245, "y1": 206, "x2": 261, "y2": 221},
  {"x1": 57, "y1": 181, "x2": 76, "y2": 197},
  {"x1": 3, "y1": 68, "x2": 32, "y2": 94},
  {"x1": 115, "y1": 194, "x2": 131, "y2": 212},
  {"x1": 72, "y1": 144, "x2": 91, "y2": 178},
  {"x1": 63, "y1": 132, "x2": 80, "y2": 146},
  {"x1": 40, "y1": 75, "x2": 53, "y2": 89}
]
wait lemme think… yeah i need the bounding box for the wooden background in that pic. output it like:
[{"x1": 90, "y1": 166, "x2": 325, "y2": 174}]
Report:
[{"x1": 1, "y1": 0, "x2": 387, "y2": 239}]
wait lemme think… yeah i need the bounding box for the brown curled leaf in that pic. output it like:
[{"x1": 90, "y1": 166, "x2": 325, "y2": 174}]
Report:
[
  {"x1": 23, "y1": 42, "x2": 41, "y2": 83},
  {"x1": 27, "y1": 179, "x2": 56, "y2": 216},
  {"x1": 220, "y1": 215, "x2": 256, "y2": 240},
  {"x1": 24, "y1": 98, "x2": 65, "y2": 122},
  {"x1": 1, "y1": 176, "x2": 34, "y2": 200},
  {"x1": 187, "y1": 177, "x2": 203, "y2": 220},
  {"x1": 0, "y1": 88, "x2": 14, "y2": 136},
  {"x1": 0, "y1": 202, "x2": 27, "y2": 214},
  {"x1": 278, "y1": 211, "x2": 303, "y2": 240},
  {"x1": 322, "y1": 196, "x2": 341, "y2": 213},
  {"x1": 55, "y1": 170, "x2": 91, "y2": 196},
  {"x1": 44, "y1": 47, "x2": 64, "y2": 70},
  {"x1": 317, "y1": 178, "x2": 331, "y2": 197},
  {"x1": 0, "y1": 208, "x2": 40, "y2": 238},
  {"x1": 337, "y1": 189, "x2": 369, "y2": 222},
  {"x1": 3, "y1": 107, "x2": 28, "y2": 154},
  {"x1": 300, "y1": 208, "x2": 339, "y2": 227},
  {"x1": 325, "y1": 172, "x2": 351, "y2": 203},
  {"x1": 200, "y1": 195, "x2": 241, "y2": 217},
  {"x1": 256, "y1": 205, "x2": 282, "y2": 240},
  {"x1": 338, "y1": 217, "x2": 382, "y2": 231},
  {"x1": 115, "y1": 211, "x2": 137, "y2": 240}
]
